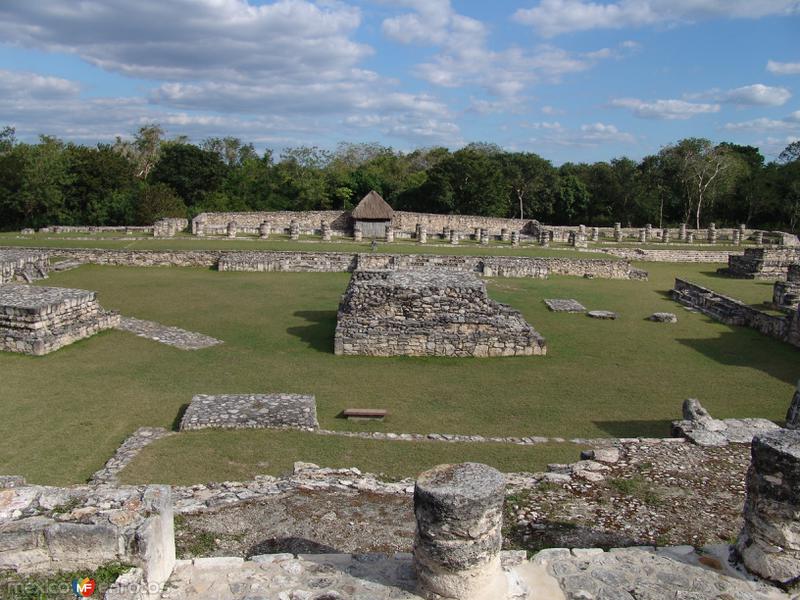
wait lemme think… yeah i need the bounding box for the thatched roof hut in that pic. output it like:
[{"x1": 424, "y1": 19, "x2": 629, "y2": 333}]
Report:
[{"x1": 351, "y1": 191, "x2": 394, "y2": 237}]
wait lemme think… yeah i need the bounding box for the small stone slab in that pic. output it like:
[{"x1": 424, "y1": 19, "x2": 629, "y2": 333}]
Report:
[
  {"x1": 116, "y1": 316, "x2": 222, "y2": 350},
  {"x1": 343, "y1": 408, "x2": 388, "y2": 421},
  {"x1": 544, "y1": 299, "x2": 586, "y2": 313},
  {"x1": 649, "y1": 312, "x2": 677, "y2": 323},
  {"x1": 179, "y1": 393, "x2": 319, "y2": 431},
  {"x1": 587, "y1": 310, "x2": 617, "y2": 320}
]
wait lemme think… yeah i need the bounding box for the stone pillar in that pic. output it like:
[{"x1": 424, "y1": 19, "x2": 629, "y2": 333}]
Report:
[
  {"x1": 639, "y1": 228, "x2": 647, "y2": 244},
  {"x1": 687, "y1": 231, "x2": 695, "y2": 244},
  {"x1": 353, "y1": 223, "x2": 363, "y2": 242},
  {"x1": 259, "y1": 221, "x2": 271, "y2": 240},
  {"x1": 125, "y1": 226, "x2": 133, "y2": 236},
  {"x1": 321, "y1": 220, "x2": 331, "y2": 241},
  {"x1": 645, "y1": 223, "x2": 652, "y2": 241},
  {"x1": 480, "y1": 230, "x2": 489, "y2": 246},
  {"x1": 500, "y1": 228, "x2": 509, "y2": 242},
  {"x1": 733, "y1": 229, "x2": 741, "y2": 246},
  {"x1": 539, "y1": 230, "x2": 549, "y2": 247},
  {"x1": 290, "y1": 220, "x2": 300, "y2": 240},
  {"x1": 415, "y1": 223, "x2": 422, "y2": 241},
  {"x1": 578, "y1": 224, "x2": 586, "y2": 237},
  {"x1": 679, "y1": 223, "x2": 687, "y2": 241},
  {"x1": 414, "y1": 463, "x2": 506, "y2": 600},
  {"x1": 613, "y1": 223, "x2": 622, "y2": 242},
  {"x1": 442, "y1": 227, "x2": 449, "y2": 240},
  {"x1": 786, "y1": 381, "x2": 800, "y2": 430},
  {"x1": 227, "y1": 221, "x2": 237, "y2": 239},
  {"x1": 511, "y1": 231, "x2": 520, "y2": 247},
  {"x1": 662, "y1": 228, "x2": 670, "y2": 244},
  {"x1": 473, "y1": 227, "x2": 481, "y2": 241},
  {"x1": 591, "y1": 227, "x2": 599, "y2": 242},
  {"x1": 737, "y1": 429, "x2": 800, "y2": 587},
  {"x1": 755, "y1": 231, "x2": 764, "y2": 246},
  {"x1": 708, "y1": 223, "x2": 717, "y2": 244},
  {"x1": 385, "y1": 225, "x2": 394, "y2": 243},
  {"x1": 739, "y1": 224, "x2": 747, "y2": 239},
  {"x1": 449, "y1": 229, "x2": 459, "y2": 245},
  {"x1": 419, "y1": 226, "x2": 427, "y2": 244}
]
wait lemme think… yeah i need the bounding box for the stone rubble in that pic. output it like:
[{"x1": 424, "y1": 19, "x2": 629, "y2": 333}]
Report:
[
  {"x1": 649, "y1": 311, "x2": 678, "y2": 323},
  {"x1": 586, "y1": 310, "x2": 617, "y2": 320},
  {"x1": 544, "y1": 299, "x2": 587, "y2": 313},
  {"x1": 115, "y1": 316, "x2": 222, "y2": 350},
  {"x1": 672, "y1": 399, "x2": 780, "y2": 446}
]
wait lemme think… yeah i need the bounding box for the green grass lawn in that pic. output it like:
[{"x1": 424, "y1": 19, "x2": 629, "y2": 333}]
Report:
[{"x1": 0, "y1": 261, "x2": 796, "y2": 486}]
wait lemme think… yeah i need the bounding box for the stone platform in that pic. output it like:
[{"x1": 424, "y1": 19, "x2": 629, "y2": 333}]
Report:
[
  {"x1": 0, "y1": 250, "x2": 48, "y2": 284},
  {"x1": 334, "y1": 270, "x2": 546, "y2": 357},
  {"x1": 179, "y1": 394, "x2": 319, "y2": 431},
  {"x1": 0, "y1": 284, "x2": 119, "y2": 355}
]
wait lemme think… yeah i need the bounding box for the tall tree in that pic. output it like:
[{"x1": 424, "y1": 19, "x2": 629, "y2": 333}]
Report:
[{"x1": 113, "y1": 124, "x2": 164, "y2": 179}]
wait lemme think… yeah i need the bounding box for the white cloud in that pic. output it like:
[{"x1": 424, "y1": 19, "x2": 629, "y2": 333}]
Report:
[
  {"x1": 0, "y1": 69, "x2": 81, "y2": 99},
  {"x1": 723, "y1": 111, "x2": 800, "y2": 132},
  {"x1": 767, "y1": 60, "x2": 800, "y2": 75},
  {"x1": 688, "y1": 84, "x2": 791, "y2": 106},
  {"x1": 514, "y1": 0, "x2": 800, "y2": 37},
  {"x1": 610, "y1": 97, "x2": 720, "y2": 119},
  {"x1": 541, "y1": 105, "x2": 565, "y2": 116},
  {"x1": 524, "y1": 120, "x2": 635, "y2": 146}
]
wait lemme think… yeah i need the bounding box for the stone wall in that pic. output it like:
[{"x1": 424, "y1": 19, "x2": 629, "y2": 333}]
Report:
[
  {"x1": 600, "y1": 247, "x2": 742, "y2": 263},
  {"x1": 723, "y1": 247, "x2": 800, "y2": 280},
  {"x1": 179, "y1": 394, "x2": 319, "y2": 431},
  {"x1": 391, "y1": 211, "x2": 535, "y2": 235},
  {"x1": 773, "y1": 265, "x2": 800, "y2": 312},
  {"x1": 0, "y1": 483, "x2": 174, "y2": 588},
  {"x1": 192, "y1": 210, "x2": 351, "y2": 235},
  {"x1": 0, "y1": 251, "x2": 49, "y2": 284},
  {"x1": 671, "y1": 278, "x2": 799, "y2": 348},
  {"x1": 153, "y1": 218, "x2": 189, "y2": 237},
  {"x1": 334, "y1": 270, "x2": 546, "y2": 357},
  {"x1": 41, "y1": 225, "x2": 154, "y2": 234},
  {"x1": 0, "y1": 285, "x2": 119, "y2": 355}
]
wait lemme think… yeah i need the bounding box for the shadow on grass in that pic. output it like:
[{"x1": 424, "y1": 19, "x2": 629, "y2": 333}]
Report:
[
  {"x1": 171, "y1": 404, "x2": 190, "y2": 432},
  {"x1": 287, "y1": 310, "x2": 337, "y2": 353},
  {"x1": 592, "y1": 420, "x2": 673, "y2": 438}
]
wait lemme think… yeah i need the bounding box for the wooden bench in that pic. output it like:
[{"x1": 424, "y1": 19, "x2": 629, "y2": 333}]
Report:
[{"x1": 342, "y1": 408, "x2": 388, "y2": 421}]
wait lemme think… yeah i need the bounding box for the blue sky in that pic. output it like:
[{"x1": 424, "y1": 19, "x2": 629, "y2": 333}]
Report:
[{"x1": 0, "y1": 0, "x2": 798, "y2": 164}]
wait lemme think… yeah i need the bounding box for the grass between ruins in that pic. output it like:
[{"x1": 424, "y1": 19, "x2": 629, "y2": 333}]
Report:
[{"x1": 0, "y1": 260, "x2": 795, "y2": 485}]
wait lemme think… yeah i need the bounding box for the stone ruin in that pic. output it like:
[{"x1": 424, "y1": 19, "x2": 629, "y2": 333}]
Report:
[
  {"x1": 672, "y1": 398, "x2": 780, "y2": 446},
  {"x1": 334, "y1": 270, "x2": 546, "y2": 357},
  {"x1": 723, "y1": 247, "x2": 800, "y2": 280},
  {"x1": 0, "y1": 284, "x2": 119, "y2": 355},
  {"x1": 178, "y1": 393, "x2": 319, "y2": 431},
  {"x1": 773, "y1": 264, "x2": 800, "y2": 312},
  {"x1": 0, "y1": 250, "x2": 48, "y2": 284}
]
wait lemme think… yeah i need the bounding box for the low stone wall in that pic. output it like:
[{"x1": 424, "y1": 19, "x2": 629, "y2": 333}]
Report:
[
  {"x1": 153, "y1": 218, "x2": 189, "y2": 237},
  {"x1": 179, "y1": 394, "x2": 319, "y2": 431},
  {"x1": 0, "y1": 483, "x2": 174, "y2": 588},
  {"x1": 723, "y1": 247, "x2": 800, "y2": 280},
  {"x1": 334, "y1": 270, "x2": 546, "y2": 357},
  {"x1": 600, "y1": 247, "x2": 741, "y2": 263},
  {"x1": 218, "y1": 251, "x2": 357, "y2": 273},
  {"x1": 671, "y1": 278, "x2": 799, "y2": 348},
  {"x1": 41, "y1": 225, "x2": 154, "y2": 234},
  {"x1": 193, "y1": 210, "x2": 350, "y2": 235},
  {"x1": 0, "y1": 285, "x2": 119, "y2": 355},
  {"x1": 0, "y1": 250, "x2": 49, "y2": 284}
]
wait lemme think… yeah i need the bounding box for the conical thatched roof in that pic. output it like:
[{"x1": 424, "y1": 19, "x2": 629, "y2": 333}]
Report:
[{"x1": 351, "y1": 190, "x2": 394, "y2": 220}]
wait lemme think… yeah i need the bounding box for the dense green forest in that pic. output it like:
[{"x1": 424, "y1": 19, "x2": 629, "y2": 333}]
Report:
[{"x1": 0, "y1": 124, "x2": 798, "y2": 231}]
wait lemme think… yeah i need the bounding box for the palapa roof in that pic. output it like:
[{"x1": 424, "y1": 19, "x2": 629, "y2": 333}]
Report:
[{"x1": 351, "y1": 190, "x2": 394, "y2": 220}]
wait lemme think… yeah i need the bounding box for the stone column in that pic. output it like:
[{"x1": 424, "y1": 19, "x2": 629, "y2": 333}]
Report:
[
  {"x1": 442, "y1": 227, "x2": 449, "y2": 241},
  {"x1": 786, "y1": 381, "x2": 800, "y2": 430},
  {"x1": 645, "y1": 223, "x2": 652, "y2": 241},
  {"x1": 415, "y1": 223, "x2": 422, "y2": 241},
  {"x1": 539, "y1": 230, "x2": 549, "y2": 247},
  {"x1": 227, "y1": 221, "x2": 237, "y2": 239},
  {"x1": 290, "y1": 220, "x2": 300, "y2": 240},
  {"x1": 385, "y1": 225, "x2": 394, "y2": 243},
  {"x1": 733, "y1": 229, "x2": 741, "y2": 246},
  {"x1": 450, "y1": 229, "x2": 459, "y2": 245},
  {"x1": 737, "y1": 429, "x2": 800, "y2": 587},
  {"x1": 591, "y1": 227, "x2": 599, "y2": 242},
  {"x1": 419, "y1": 226, "x2": 427, "y2": 244},
  {"x1": 414, "y1": 463, "x2": 506, "y2": 600},
  {"x1": 687, "y1": 231, "x2": 695, "y2": 244},
  {"x1": 755, "y1": 231, "x2": 764, "y2": 246},
  {"x1": 568, "y1": 231, "x2": 576, "y2": 246},
  {"x1": 353, "y1": 223, "x2": 363, "y2": 242},
  {"x1": 480, "y1": 230, "x2": 489, "y2": 246},
  {"x1": 511, "y1": 231, "x2": 520, "y2": 247},
  {"x1": 500, "y1": 228, "x2": 509, "y2": 242},
  {"x1": 473, "y1": 227, "x2": 481, "y2": 241},
  {"x1": 259, "y1": 221, "x2": 271, "y2": 240},
  {"x1": 739, "y1": 224, "x2": 747, "y2": 239},
  {"x1": 639, "y1": 228, "x2": 647, "y2": 244},
  {"x1": 679, "y1": 223, "x2": 687, "y2": 241},
  {"x1": 662, "y1": 228, "x2": 670, "y2": 243},
  {"x1": 578, "y1": 224, "x2": 586, "y2": 237},
  {"x1": 708, "y1": 223, "x2": 717, "y2": 244},
  {"x1": 321, "y1": 220, "x2": 331, "y2": 241},
  {"x1": 613, "y1": 223, "x2": 622, "y2": 242}
]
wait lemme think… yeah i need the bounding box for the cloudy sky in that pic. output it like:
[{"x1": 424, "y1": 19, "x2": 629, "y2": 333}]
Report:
[{"x1": 0, "y1": 0, "x2": 798, "y2": 163}]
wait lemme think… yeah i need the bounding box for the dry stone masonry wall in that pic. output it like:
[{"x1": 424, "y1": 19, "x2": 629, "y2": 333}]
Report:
[
  {"x1": 723, "y1": 247, "x2": 800, "y2": 280},
  {"x1": 334, "y1": 270, "x2": 546, "y2": 357},
  {"x1": 0, "y1": 284, "x2": 119, "y2": 355},
  {"x1": 179, "y1": 394, "x2": 319, "y2": 431},
  {"x1": 773, "y1": 264, "x2": 800, "y2": 312},
  {"x1": 0, "y1": 251, "x2": 48, "y2": 284}
]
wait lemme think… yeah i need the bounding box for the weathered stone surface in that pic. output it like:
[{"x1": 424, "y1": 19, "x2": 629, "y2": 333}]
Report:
[
  {"x1": 785, "y1": 381, "x2": 800, "y2": 430},
  {"x1": 587, "y1": 310, "x2": 617, "y2": 320},
  {"x1": 335, "y1": 270, "x2": 546, "y2": 357},
  {"x1": 414, "y1": 463, "x2": 507, "y2": 599},
  {"x1": 649, "y1": 312, "x2": 677, "y2": 323},
  {"x1": 115, "y1": 317, "x2": 222, "y2": 351},
  {"x1": 0, "y1": 250, "x2": 49, "y2": 284},
  {"x1": 90, "y1": 428, "x2": 175, "y2": 485},
  {"x1": 544, "y1": 299, "x2": 586, "y2": 313},
  {"x1": 179, "y1": 394, "x2": 319, "y2": 431},
  {"x1": 0, "y1": 284, "x2": 119, "y2": 355},
  {"x1": 724, "y1": 247, "x2": 800, "y2": 280},
  {"x1": 0, "y1": 476, "x2": 25, "y2": 489},
  {"x1": 738, "y1": 429, "x2": 800, "y2": 587},
  {"x1": 673, "y1": 399, "x2": 780, "y2": 446}
]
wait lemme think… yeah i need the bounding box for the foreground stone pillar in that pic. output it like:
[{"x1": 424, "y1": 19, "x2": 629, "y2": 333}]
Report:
[
  {"x1": 708, "y1": 223, "x2": 717, "y2": 244},
  {"x1": 227, "y1": 221, "x2": 237, "y2": 238},
  {"x1": 578, "y1": 224, "x2": 586, "y2": 237},
  {"x1": 539, "y1": 230, "x2": 549, "y2": 247},
  {"x1": 353, "y1": 223, "x2": 363, "y2": 242},
  {"x1": 419, "y1": 226, "x2": 427, "y2": 244},
  {"x1": 415, "y1": 223, "x2": 422, "y2": 240},
  {"x1": 662, "y1": 228, "x2": 670, "y2": 243},
  {"x1": 755, "y1": 231, "x2": 764, "y2": 246},
  {"x1": 511, "y1": 230, "x2": 519, "y2": 247},
  {"x1": 450, "y1": 229, "x2": 459, "y2": 245},
  {"x1": 385, "y1": 225, "x2": 394, "y2": 243},
  {"x1": 613, "y1": 223, "x2": 622, "y2": 242},
  {"x1": 473, "y1": 227, "x2": 481, "y2": 241},
  {"x1": 639, "y1": 228, "x2": 646, "y2": 244},
  {"x1": 568, "y1": 231, "x2": 576, "y2": 246},
  {"x1": 740, "y1": 223, "x2": 747, "y2": 238},
  {"x1": 321, "y1": 220, "x2": 331, "y2": 241},
  {"x1": 414, "y1": 463, "x2": 506, "y2": 600},
  {"x1": 687, "y1": 231, "x2": 695, "y2": 244},
  {"x1": 591, "y1": 227, "x2": 599, "y2": 242},
  {"x1": 645, "y1": 223, "x2": 652, "y2": 241},
  {"x1": 259, "y1": 221, "x2": 271, "y2": 240},
  {"x1": 786, "y1": 381, "x2": 800, "y2": 430},
  {"x1": 500, "y1": 228, "x2": 509, "y2": 242},
  {"x1": 290, "y1": 220, "x2": 300, "y2": 240},
  {"x1": 480, "y1": 230, "x2": 489, "y2": 245},
  {"x1": 733, "y1": 229, "x2": 741, "y2": 246},
  {"x1": 737, "y1": 429, "x2": 800, "y2": 588},
  {"x1": 679, "y1": 223, "x2": 687, "y2": 241}
]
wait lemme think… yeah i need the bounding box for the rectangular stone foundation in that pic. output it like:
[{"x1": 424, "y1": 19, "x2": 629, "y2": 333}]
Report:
[
  {"x1": 334, "y1": 270, "x2": 546, "y2": 357},
  {"x1": 0, "y1": 285, "x2": 119, "y2": 355},
  {"x1": 179, "y1": 394, "x2": 319, "y2": 431}
]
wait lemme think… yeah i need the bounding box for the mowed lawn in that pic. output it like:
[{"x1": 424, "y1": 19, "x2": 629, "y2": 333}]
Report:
[{"x1": 0, "y1": 261, "x2": 796, "y2": 485}]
